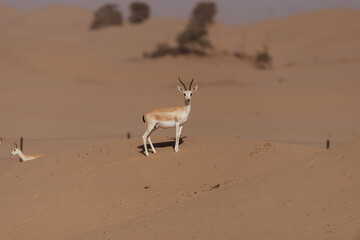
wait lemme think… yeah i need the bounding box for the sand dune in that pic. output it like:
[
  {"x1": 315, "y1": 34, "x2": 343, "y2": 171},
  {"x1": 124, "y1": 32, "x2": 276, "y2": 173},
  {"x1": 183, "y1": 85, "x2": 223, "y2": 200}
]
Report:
[
  {"x1": 0, "y1": 4, "x2": 359, "y2": 155},
  {"x1": 210, "y1": 9, "x2": 360, "y2": 65},
  {"x1": 0, "y1": 5, "x2": 23, "y2": 23},
  {"x1": 0, "y1": 136, "x2": 359, "y2": 239},
  {"x1": 0, "y1": 5, "x2": 359, "y2": 239},
  {"x1": 0, "y1": 6, "x2": 359, "y2": 82},
  {"x1": 0, "y1": 5, "x2": 358, "y2": 146},
  {"x1": 2, "y1": 5, "x2": 360, "y2": 66}
]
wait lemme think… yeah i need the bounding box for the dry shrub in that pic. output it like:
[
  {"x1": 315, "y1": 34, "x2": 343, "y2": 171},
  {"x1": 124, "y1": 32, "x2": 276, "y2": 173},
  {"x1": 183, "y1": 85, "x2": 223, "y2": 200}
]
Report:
[
  {"x1": 190, "y1": 1, "x2": 217, "y2": 27},
  {"x1": 144, "y1": 43, "x2": 207, "y2": 58},
  {"x1": 146, "y1": 2, "x2": 217, "y2": 58},
  {"x1": 129, "y1": 2, "x2": 150, "y2": 24},
  {"x1": 254, "y1": 45, "x2": 273, "y2": 69},
  {"x1": 90, "y1": 4, "x2": 123, "y2": 30},
  {"x1": 176, "y1": 23, "x2": 212, "y2": 49},
  {"x1": 144, "y1": 43, "x2": 176, "y2": 58},
  {"x1": 176, "y1": 2, "x2": 217, "y2": 50}
]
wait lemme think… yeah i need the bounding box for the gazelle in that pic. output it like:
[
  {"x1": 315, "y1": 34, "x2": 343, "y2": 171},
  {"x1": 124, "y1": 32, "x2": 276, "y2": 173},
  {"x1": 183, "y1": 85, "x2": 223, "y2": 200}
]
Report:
[
  {"x1": 11, "y1": 143, "x2": 43, "y2": 162},
  {"x1": 142, "y1": 78, "x2": 198, "y2": 156}
]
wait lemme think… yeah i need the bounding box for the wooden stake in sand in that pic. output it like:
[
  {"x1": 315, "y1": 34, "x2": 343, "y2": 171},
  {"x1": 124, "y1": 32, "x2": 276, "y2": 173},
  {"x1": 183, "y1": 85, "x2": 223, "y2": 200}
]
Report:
[
  {"x1": 20, "y1": 136, "x2": 23, "y2": 162},
  {"x1": 326, "y1": 140, "x2": 330, "y2": 149}
]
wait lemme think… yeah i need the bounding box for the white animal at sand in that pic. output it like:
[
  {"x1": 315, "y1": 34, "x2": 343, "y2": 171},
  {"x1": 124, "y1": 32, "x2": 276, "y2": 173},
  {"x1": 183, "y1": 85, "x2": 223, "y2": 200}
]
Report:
[
  {"x1": 142, "y1": 78, "x2": 198, "y2": 156},
  {"x1": 11, "y1": 143, "x2": 43, "y2": 162}
]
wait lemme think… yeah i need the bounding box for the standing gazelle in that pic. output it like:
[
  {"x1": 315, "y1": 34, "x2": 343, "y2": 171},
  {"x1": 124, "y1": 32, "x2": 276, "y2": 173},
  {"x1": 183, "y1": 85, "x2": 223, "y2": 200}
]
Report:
[{"x1": 142, "y1": 78, "x2": 198, "y2": 156}]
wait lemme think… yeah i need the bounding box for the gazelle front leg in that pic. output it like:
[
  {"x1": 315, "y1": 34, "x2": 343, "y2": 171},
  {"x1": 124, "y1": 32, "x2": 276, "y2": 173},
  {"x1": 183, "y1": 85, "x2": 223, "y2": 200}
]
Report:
[
  {"x1": 179, "y1": 125, "x2": 183, "y2": 137},
  {"x1": 175, "y1": 123, "x2": 180, "y2": 152}
]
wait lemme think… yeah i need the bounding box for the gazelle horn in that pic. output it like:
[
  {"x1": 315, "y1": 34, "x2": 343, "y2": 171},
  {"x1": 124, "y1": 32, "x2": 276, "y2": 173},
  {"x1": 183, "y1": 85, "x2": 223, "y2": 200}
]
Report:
[
  {"x1": 178, "y1": 77, "x2": 187, "y2": 90},
  {"x1": 189, "y1": 78, "x2": 194, "y2": 90}
]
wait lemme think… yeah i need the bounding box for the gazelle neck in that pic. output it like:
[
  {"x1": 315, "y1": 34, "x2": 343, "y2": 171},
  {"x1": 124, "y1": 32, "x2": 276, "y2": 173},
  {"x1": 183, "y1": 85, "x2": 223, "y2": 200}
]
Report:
[
  {"x1": 184, "y1": 99, "x2": 191, "y2": 112},
  {"x1": 17, "y1": 149, "x2": 27, "y2": 161}
]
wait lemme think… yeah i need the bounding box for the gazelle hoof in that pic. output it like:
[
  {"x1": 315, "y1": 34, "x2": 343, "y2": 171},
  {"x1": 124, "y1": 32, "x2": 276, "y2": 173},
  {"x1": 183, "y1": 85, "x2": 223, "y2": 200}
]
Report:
[{"x1": 145, "y1": 152, "x2": 149, "y2": 157}]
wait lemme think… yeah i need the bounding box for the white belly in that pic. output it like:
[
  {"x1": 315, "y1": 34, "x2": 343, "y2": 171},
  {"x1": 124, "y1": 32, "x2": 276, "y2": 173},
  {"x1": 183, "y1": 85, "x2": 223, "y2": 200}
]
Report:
[
  {"x1": 156, "y1": 119, "x2": 188, "y2": 128},
  {"x1": 156, "y1": 121, "x2": 176, "y2": 128}
]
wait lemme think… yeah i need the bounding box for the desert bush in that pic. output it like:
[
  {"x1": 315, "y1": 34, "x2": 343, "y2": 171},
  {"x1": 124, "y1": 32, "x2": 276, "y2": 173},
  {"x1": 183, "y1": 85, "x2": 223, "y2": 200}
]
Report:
[
  {"x1": 145, "y1": 2, "x2": 216, "y2": 58},
  {"x1": 176, "y1": 23, "x2": 212, "y2": 49},
  {"x1": 190, "y1": 2, "x2": 217, "y2": 27},
  {"x1": 176, "y1": 2, "x2": 217, "y2": 50},
  {"x1": 144, "y1": 43, "x2": 176, "y2": 58},
  {"x1": 90, "y1": 4, "x2": 123, "y2": 30},
  {"x1": 233, "y1": 51, "x2": 252, "y2": 61},
  {"x1": 144, "y1": 43, "x2": 207, "y2": 58},
  {"x1": 254, "y1": 45, "x2": 272, "y2": 69},
  {"x1": 129, "y1": 2, "x2": 150, "y2": 24}
]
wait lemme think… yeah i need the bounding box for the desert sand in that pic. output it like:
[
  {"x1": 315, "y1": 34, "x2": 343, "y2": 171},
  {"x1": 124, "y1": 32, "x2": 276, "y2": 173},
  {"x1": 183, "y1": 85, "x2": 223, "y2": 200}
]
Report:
[{"x1": 0, "y1": 4, "x2": 359, "y2": 239}]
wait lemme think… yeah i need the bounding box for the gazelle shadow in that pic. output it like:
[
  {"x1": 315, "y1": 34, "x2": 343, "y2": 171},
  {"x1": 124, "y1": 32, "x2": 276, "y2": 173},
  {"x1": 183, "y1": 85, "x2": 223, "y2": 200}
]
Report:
[{"x1": 137, "y1": 136, "x2": 187, "y2": 156}]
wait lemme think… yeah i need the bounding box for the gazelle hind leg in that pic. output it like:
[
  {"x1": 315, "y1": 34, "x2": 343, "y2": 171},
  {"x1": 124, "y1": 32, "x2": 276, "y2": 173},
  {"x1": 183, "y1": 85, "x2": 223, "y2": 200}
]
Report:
[
  {"x1": 142, "y1": 122, "x2": 157, "y2": 156},
  {"x1": 142, "y1": 128, "x2": 152, "y2": 157},
  {"x1": 148, "y1": 124, "x2": 157, "y2": 153},
  {"x1": 142, "y1": 132, "x2": 149, "y2": 157},
  {"x1": 148, "y1": 137, "x2": 156, "y2": 153}
]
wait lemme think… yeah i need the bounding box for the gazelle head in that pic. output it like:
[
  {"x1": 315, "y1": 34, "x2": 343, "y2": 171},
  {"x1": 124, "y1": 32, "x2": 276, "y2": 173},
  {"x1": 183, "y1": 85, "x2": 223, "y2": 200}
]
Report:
[
  {"x1": 177, "y1": 78, "x2": 198, "y2": 103},
  {"x1": 11, "y1": 143, "x2": 19, "y2": 155}
]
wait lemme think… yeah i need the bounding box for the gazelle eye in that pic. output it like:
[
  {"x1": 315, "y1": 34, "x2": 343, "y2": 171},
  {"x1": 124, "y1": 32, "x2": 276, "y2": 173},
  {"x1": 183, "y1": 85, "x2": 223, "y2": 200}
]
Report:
[
  {"x1": 190, "y1": 93, "x2": 192, "y2": 96},
  {"x1": 183, "y1": 93, "x2": 186, "y2": 96}
]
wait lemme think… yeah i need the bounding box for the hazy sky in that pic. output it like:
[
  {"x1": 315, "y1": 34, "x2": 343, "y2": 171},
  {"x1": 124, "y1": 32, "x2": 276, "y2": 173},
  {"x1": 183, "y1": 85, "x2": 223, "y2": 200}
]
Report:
[{"x1": 1, "y1": 0, "x2": 359, "y2": 24}]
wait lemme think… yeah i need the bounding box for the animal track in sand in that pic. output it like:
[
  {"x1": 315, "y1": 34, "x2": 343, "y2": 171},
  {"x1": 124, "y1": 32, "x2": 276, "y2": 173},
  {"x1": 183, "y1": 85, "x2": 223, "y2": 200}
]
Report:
[
  {"x1": 249, "y1": 143, "x2": 276, "y2": 156},
  {"x1": 179, "y1": 179, "x2": 238, "y2": 200}
]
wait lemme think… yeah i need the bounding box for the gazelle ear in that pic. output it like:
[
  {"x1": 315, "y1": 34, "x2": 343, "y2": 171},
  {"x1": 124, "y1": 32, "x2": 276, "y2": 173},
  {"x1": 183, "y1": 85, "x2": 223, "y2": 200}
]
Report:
[
  {"x1": 177, "y1": 85, "x2": 185, "y2": 93},
  {"x1": 191, "y1": 84, "x2": 198, "y2": 93}
]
